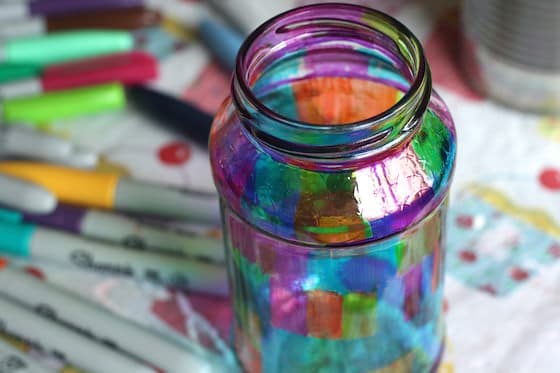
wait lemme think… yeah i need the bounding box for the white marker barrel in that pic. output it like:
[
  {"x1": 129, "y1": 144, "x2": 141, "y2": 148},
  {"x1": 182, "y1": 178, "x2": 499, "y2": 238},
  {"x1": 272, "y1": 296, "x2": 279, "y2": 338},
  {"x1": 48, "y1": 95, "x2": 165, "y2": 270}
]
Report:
[
  {"x1": 0, "y1": 296, "x2": 157, "y2": 373},
  {"x1": 0, "y1": 267, "x2": 226, "y2": 373}
]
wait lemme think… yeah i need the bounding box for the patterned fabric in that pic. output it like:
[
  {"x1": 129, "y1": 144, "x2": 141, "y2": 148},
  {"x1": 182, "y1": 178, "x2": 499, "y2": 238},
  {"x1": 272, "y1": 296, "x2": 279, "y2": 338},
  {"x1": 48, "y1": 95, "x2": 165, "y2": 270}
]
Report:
[{"x1": 12, "y1": 1, "x2": 560, "y2": 372}]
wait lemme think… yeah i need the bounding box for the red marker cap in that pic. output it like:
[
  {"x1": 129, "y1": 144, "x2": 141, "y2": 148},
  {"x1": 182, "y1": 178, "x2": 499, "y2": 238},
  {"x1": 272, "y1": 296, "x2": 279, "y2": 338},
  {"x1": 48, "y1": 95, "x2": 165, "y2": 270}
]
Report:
[{"x1": 42, "y1": 51, "x2": 158, "y2": 91}]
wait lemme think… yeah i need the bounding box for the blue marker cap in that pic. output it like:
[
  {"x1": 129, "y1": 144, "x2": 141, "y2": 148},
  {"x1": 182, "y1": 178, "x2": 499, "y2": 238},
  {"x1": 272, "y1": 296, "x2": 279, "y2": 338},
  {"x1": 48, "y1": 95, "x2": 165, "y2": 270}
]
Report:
[
  {"x1": 0, "y1": 219, "x2": 34, "y2": 257},
  {"x1": 199, "y1": 17, "x2": 244, "y2": 71}
]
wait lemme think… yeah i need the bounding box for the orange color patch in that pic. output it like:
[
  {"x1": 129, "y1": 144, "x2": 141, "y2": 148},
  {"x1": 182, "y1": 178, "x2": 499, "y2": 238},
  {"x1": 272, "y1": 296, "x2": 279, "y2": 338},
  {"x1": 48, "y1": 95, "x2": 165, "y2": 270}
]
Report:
[
  {"x1": 292, "y1": 77, "x2": 399, "y2": 125},
  {"x1": 306, "y1": 290, "x2": 343, "y2": 338}
]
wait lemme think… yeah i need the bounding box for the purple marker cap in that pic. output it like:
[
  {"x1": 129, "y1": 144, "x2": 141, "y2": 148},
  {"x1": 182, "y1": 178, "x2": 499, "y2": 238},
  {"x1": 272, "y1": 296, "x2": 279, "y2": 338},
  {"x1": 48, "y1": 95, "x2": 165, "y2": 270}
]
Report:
[
  {"x1": 29, "y1": 0, "x2": 143, "y2": 17},
  {"x1": 22, "y1": 203, "x2": 86, "y2": 234}
]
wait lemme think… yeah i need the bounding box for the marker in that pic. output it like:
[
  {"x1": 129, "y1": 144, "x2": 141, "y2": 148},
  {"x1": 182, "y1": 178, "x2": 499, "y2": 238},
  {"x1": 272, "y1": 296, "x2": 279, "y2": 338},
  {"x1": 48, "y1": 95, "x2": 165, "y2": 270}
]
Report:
[
  {"x1": 0, "y1": 31, "x2": 134, "y2": 66},
  {"x1": 0, "y1": 333, "x2": 85, "y2": 373},
  {"x1": 0, "y1": 338, "x2": 50, "y2": 373},
  {"x1": 127, "y1": 85, "x2": 214, "y2": 147},
  {"x1": 148, "y1": 0, "x2": 243, "y2": 71},
  {"x1": 0, "y1": 161, "x2": 221, "y2": 224},
  {"x1": 2, "y1": 83, "x2": 126, "y2": 124},
  {"x1": 0, "y1": 6, "x2": 162, "y2": 39},
  {"x1": 0, "y1": 52, "x2": 157, "y2": 99},
  {"x1": 18, "y1": 203, "x2": 225, "y2": 262},
  {"x1": 207, "y1": 0, "x2": 294, "y2": 35},
  {"x1": 0, "y1": 126, "x2": 98, "y2": 168},
  {"x1": 0, "y1": 174, "x2": 55, "y2": 214},
  {"x1": 0, "y1": 261, "x2": 229, "y2": 372},
  {"x1": 0, "y1": 0, "x2": 142, "y2": 21},
  {"x1": 198, "y1": 17, "x2": 243, "y2": 71},
  {"x1": 0, "y1": 218, "x2": 228, "y2": 295},
  {"x1": 0, "y1": 295, "x2": 158, "y2": 373}
]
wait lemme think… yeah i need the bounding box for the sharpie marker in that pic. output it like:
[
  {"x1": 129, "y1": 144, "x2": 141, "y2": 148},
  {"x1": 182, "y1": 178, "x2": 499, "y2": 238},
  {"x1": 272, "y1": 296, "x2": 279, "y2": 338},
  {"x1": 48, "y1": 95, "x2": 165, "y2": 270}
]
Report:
[
  {"x1": 19, "y1": 203, "x2": 225, "y2": 262},
  {"x1": 0, "y1": 31, "x2": 133, "y2": 66},
  {"x1": 207, "y1": 0, "x2": 294, "y2": 35},
  {"x1": 0, "y1": 0, "x2": 142, "y2": 21},
  {"x1": 0, "y1": 6, "x2": 161, "y2": 39},
  {"x1": 0, "y1": 295, "x2": 157, "y2": 373},
  {"x1": 0, "y1": 218, "x2": 228, "y2": 295},
  {"x1": 2, "y1": 83, "x2": 126, "y2": 124},
  {"x1": 0, "y1": 51, "x2": 157, "y2": 99},
  {"x1": 0, "y1": 339, "x2": 49, "y2": 373},
  {"x1": 0, "y1": 262, "x2": 227, "y2": 373},
  {"x1": 0, "y1": 162, "x2": 220, "y2": 224},
  {"x1": 128, "y1": 85, "x2": 214, "y2": 147},
  {"x1": 149, "y1": 0, "x2": 243, "y2": 71},
  {"x1": 0, "y1": 331, "x2": 85, "y2": 373},
  {"x1": 0, "y1": 126, "x2": 98, "y2": 168},
  {"x1": 0, "y1": 174, "x2": 55, "y2": 214}
]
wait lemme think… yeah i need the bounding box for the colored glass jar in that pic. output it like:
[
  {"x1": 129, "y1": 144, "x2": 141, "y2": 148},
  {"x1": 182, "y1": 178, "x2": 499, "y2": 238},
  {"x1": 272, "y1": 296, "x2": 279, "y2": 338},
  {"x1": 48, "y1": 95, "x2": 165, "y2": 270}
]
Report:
[{"x1": 209, "y1": 4, "x2": 456, "y2": 372}]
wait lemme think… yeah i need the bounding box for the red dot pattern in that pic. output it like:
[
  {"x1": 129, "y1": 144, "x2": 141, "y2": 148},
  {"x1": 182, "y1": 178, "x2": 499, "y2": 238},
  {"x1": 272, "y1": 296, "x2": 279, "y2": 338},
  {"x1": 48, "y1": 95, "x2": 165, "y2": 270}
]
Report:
[
  {"x1": 158, "y1": 141, "x2": 192, "y2": 165},
  {"x1": 539, "y1": 168, "x2": 560, "y2": 191}
]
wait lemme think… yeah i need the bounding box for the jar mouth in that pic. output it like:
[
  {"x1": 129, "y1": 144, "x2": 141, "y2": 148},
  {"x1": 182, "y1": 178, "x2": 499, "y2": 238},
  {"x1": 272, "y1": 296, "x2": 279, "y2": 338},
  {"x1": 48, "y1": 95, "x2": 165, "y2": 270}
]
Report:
[{"x1": 233, "y1": 3, "x2": 431, "y2": 158}]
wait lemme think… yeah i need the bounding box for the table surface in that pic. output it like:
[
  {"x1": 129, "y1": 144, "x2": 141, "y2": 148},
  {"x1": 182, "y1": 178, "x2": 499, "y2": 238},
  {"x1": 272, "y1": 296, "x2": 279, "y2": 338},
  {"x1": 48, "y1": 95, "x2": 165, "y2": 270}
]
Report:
[{"x1": 13, "y1": 1, "x2": 560, "y2": 372}]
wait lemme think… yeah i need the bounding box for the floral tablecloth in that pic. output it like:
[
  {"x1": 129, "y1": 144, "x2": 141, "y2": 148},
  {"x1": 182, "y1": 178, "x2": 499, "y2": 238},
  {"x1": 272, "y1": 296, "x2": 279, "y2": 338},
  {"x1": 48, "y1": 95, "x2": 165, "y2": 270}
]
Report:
[{"x1": 13, "y1": 1, "x2": 560, "y2": 372}]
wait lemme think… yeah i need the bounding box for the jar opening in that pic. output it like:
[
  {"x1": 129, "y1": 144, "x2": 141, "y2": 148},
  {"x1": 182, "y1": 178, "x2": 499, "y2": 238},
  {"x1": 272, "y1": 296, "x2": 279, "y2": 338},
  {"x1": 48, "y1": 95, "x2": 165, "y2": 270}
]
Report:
[{"x1": 233, "y1": 3, "x2": 431, "y2": 159}]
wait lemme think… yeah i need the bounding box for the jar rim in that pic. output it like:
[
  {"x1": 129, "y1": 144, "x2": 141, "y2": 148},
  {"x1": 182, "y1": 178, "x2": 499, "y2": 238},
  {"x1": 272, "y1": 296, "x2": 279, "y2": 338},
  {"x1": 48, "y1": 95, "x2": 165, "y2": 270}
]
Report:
[{"x1": 233, "y1": 2, "x2": 431, "y2": 156}]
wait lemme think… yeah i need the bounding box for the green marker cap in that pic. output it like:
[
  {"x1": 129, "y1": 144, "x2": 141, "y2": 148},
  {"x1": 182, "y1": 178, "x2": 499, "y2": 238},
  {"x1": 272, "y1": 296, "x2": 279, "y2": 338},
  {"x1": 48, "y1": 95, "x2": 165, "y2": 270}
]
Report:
[
  {"x1": 0, "y1": 219, "x2": 34, "y2": 257},
  {"x1": 0, "y1": 63, "x2": 41, "y2": 83},
  {"x1": 3, "y1": 82, "x2": 126, "y2": 124},
  {"x1": 2, "y1": 31, "x2": 134, "y2": 66}
]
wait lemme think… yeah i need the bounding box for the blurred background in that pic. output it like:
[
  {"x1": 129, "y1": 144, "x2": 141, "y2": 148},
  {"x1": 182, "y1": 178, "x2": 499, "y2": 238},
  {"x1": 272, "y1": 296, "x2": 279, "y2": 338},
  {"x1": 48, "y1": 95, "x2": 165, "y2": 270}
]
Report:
[{"x1": 0, "y1": 0, "x2": 558, "y2": 372}]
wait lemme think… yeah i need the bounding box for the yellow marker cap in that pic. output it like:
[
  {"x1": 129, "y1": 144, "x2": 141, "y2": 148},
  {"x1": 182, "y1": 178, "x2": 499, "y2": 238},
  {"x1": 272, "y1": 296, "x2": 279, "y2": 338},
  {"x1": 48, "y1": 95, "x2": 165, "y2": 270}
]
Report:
[{"x1": 0, "y1": 161, "x2": 119, "y2": 209}]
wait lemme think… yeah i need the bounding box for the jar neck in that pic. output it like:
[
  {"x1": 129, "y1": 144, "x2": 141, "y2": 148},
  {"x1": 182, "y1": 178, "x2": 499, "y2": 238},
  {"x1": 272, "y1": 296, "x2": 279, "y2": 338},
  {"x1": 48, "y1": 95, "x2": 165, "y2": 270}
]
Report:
[{"x1": 232, "y1": 3, "x2": 432, "y2": 163}]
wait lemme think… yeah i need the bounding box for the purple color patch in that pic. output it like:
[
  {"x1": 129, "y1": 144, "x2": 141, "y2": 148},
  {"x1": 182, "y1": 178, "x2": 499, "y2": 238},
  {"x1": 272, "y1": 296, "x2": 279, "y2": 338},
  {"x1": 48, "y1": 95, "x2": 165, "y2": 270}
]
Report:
[
  {"x1": 403, "y1": 264, "x2": 423, "y2": 320},
  {"x1": 29, "y1": 0, "x2": 142, "y2": 16},
  {"x1": 22, "y1": 203, "x2": 85, "y2": 234},
  {"x1": 227, "y1": 214, "x2": 257, "y2": 262},
  {"x1": 272, "y1": 248, "x2": 307, "y2": 278},
  {"x1": 404, "y1": 264, "x2": 423, "y2": 295},
  {"x1": 270, "y1": 276, "x2": 307, "y2": 335}
]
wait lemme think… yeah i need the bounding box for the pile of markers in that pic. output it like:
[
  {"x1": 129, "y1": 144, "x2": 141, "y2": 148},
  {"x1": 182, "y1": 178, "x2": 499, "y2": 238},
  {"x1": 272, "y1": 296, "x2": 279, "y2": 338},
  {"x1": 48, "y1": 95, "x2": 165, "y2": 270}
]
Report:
[{"x1": 0, "y1": 0, "x2": 245, "y2": 372}]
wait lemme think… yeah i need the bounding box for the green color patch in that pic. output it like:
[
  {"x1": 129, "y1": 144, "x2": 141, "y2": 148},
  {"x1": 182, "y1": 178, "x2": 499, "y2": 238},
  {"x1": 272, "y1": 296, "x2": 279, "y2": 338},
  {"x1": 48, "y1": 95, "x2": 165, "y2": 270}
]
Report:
[
  {"x1": 342, "y1": 292, "x2": 377, "y2": 338},
  {"x1": 411, "y1": 110, "x2": 449, "y2": 180},
  {"x1": 304, "y1": 225, "x2": 350, "y2": 234}
]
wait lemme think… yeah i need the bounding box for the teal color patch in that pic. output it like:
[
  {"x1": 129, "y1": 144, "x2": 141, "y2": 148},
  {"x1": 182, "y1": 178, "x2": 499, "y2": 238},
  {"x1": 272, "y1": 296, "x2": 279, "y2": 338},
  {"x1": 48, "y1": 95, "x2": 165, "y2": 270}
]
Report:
[{"x1": 446, "y1": 193, "x2": 559, "y2": 296}]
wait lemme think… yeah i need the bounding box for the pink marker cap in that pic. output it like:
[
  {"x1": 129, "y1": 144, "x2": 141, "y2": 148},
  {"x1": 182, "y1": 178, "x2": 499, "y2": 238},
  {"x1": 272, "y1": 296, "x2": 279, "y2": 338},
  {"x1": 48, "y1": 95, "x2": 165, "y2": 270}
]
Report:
[{"x1": 41, "y1": 51, "x2": 158, "y2": 91}]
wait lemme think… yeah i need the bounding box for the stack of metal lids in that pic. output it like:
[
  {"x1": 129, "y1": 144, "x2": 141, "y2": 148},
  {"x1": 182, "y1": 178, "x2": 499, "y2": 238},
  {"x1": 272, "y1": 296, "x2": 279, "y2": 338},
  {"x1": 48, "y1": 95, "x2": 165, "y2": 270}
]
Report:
[{"x1": 462, "y1": 0, "x2": 560, "y2": 114}]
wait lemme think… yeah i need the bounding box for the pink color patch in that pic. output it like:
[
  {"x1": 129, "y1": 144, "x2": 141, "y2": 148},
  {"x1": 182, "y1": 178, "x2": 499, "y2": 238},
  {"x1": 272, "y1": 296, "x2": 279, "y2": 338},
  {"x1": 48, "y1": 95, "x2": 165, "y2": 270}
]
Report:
[
  {"x1": 188, "y1": 292, "x2": 232, "y2": 340},
  {"x1": 549, "y1": 243, "x2": 560, "y2": 258},
  {"x1": 183, "y1": 62, "x2": 230, "y2": 114},
  {"x1": 158, "y1": 141, "x2": 191, "y2": 165},
  {"x1": 459, "y1": 250, "x2": 477, "y2": 263},
  {"x1": 455, "y1": 215, "x2": 474, "y2": 228},
  {"x1": 510, "y1": 267, "x2": 530, "y2": 282},
  {"x1": 151, "y1": 291, "x2": 232, "y2": 341},
  {"x1": 151, "y1": 292, "x2": 188, "y2": 335},
  {"x1": 423, "y1": 8, "x2": 482, "y2": 100},
  {"x1": 270, "y1": 277, "x2": 307, "y2": 335},
  {"x1": 539, "y1": 168, "x2": 560, "y2": 191},
  {"x1": 480, "y1": 284, "x2": 497, "y2": 295}
]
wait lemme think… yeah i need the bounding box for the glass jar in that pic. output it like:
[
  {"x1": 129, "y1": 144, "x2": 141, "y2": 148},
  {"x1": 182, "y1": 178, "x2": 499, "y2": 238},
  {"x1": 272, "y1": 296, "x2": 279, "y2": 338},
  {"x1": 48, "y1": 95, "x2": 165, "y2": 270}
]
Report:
[{"x1": 209, "y1": 4, "x2": 456, "y2": 372}]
